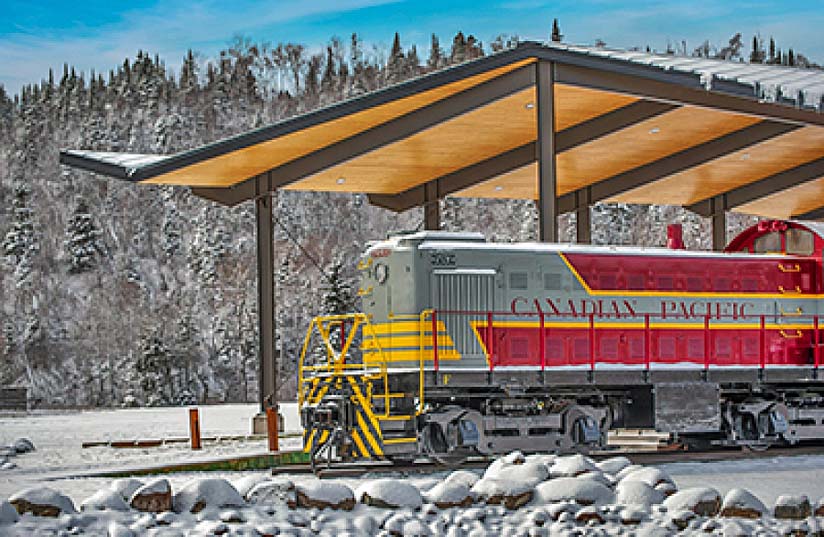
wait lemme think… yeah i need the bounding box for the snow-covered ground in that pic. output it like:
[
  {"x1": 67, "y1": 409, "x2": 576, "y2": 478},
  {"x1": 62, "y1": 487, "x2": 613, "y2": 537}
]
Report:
[{"x1": 0, "y1": 403, "x2": 301, "y2": 499}]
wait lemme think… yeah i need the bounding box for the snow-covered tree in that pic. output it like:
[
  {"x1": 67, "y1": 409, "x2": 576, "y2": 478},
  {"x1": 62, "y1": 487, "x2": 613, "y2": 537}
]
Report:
[
  {"x1": 64, "y1": 198, "x2": 104, "y2": 273},
  {"x1": 3, "y1": 182, "x2": 39, "y2": 285}
]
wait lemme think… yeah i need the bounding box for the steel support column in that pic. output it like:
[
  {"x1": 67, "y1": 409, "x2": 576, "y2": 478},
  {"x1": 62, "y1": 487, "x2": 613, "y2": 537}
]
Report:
[
  {"x1": 536, "y1": 60, "x2": 558, "y2": 243},
  {"x1": 710, "y1": 195, "x2": 726, "y2": 251},
  {"x1": 424, "y1": 181, "x2": 440, "y2": 230},
  {"x1": 575, "y1": 187, "x2": 591, "y2": 244},
  {"x1": 256, "y1": 194, "x2": 276, "y2": 412}
]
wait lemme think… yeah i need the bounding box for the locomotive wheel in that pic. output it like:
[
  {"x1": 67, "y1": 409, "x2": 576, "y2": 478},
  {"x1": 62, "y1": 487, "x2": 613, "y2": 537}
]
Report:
[{"x1": 421, "y1": 422, "x2": 470, "y2": 466}]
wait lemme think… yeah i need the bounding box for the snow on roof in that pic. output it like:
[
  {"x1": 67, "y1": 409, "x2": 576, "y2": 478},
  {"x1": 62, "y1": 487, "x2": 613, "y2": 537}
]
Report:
[{"x1": 551, "y1": 42, "x2": 824, "y2": 111}]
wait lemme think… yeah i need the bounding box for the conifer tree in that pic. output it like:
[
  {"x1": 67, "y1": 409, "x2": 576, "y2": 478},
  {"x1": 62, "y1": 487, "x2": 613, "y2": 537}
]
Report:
[
  {"x1": 3, "y1": 182, "x2": 39, "y2": 285},
  {"x1": 750, "y1": 35, "x2": 766, "y2": 64},
  {"x1": 551, "y1": 18, "x2": 563, "y2": 43},
  {"x1": 64, "y1": 198, "x2": 104, "y2": 273},
  {"x1": 387, "y1": 32, "x2": 405, "y2": 83}
]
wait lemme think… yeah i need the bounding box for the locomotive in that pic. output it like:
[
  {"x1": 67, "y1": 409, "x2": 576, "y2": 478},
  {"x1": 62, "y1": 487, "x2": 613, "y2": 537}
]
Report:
[{"x1": 298, "y1": 220, "x2": 824, "y2": 464}]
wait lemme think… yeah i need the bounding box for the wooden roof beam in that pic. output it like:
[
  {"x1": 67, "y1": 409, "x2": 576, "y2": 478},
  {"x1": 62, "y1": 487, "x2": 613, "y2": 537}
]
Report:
[
  {"x1": 369, "y1": 99, "x2": 678, "y2": 212},
  {"x1": 557, "y1": 121, "x2": 800, "y2": 214},
  {"x1": 689, "y1": 156, "x2": 824, "y2": 217},
  {"x1": 795, "y1": 205, "x2": 824, "y2": 220},
  {"x1": 191, "y1": 63, "x2": 537, "y2": 206}
]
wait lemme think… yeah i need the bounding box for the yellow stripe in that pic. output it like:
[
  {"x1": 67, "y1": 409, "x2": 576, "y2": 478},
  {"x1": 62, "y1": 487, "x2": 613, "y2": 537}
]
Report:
[
  {"x1": 311, "y1": 384, "x2": 329, "y2": 404},
  {"x1": 303, "y1": 429, "x2": 317, "y2": 453},
  {"x1": 383, "y1": 437, "x2": 418, "y2": 445},
  {"x1": 318, "y1": 429, "x2": 330, "y2": 446},
  {"x1": 471, "y1": 320, "x2": 816, "y2": 331},
  {"x1": 351, "y1": 429, "x2": 371, "y2": 458},
  {"x1": 365, "y1": 349, "x2": 461, "y2": 363},
  {"x1": 362, "y1": 335, "x2": 455, "y2": 348},
  {"x1": 558, "y1": 252, "x2": 822, "y2": 300},
  {"x1": 357, "y1": 411, "x2": 383, "y2": 455},
  {"x1": 347, "y1": 377, "x2": 382, "y2": 437},
  {"x1": 371, "y1": 321, "x2": 450, "y2": 335}
]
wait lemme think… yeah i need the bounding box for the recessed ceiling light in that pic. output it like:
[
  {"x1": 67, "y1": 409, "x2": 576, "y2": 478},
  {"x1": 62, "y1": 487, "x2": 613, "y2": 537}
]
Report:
[
  {"x1": 648, "y1": 127, "x2": 661, "y2": 134},
  {"x1": 740, "y1": 153, "x2": 751, "y2": 160},
  {"x1": 494, "y1": 185, "x2": 504, "y2": 191},
  {"x1": 336, "y1": 177, "x2": 346, "y2": 184},
  {"x1": 524, "y1": 102, "x2": 535, "y2": 109}
]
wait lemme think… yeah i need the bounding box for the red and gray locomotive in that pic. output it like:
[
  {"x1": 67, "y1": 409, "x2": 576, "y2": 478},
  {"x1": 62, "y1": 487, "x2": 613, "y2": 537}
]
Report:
[{"x1": 299, "y1": 220, "x2": 824, "y2": 463}]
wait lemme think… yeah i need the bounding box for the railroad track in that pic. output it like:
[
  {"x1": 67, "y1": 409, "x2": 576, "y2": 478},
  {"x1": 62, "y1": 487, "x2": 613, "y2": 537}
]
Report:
[{"x1": 273, "y1": 444, "x2": 824, "y2": 479}]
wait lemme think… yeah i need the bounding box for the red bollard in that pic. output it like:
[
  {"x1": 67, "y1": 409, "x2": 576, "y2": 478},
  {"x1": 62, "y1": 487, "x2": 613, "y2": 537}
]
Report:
[
  {"x1": 266, "y1": 406, "x2": 279, "y2": 452},
  {"x1": 189, "y1": 408, "x2": 202, "y2": 450}
]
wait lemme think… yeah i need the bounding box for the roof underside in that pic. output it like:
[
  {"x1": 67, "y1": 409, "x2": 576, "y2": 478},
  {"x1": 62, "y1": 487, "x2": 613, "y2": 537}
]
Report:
[{"x1": 60, "y1": 41, "x2": 824, "y2": 220}]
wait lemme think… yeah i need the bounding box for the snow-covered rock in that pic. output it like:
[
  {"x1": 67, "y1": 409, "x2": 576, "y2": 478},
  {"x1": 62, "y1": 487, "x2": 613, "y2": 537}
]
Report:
[
  {"x1": 619, "y1": 467, "x2": 674, "y2": 488},
  {"x1": 548, "y1": 454, "x2": 598, "y2": 478},
  {"x1": 9, "y1": 486, "x2": 77, "y2": 517},
  {"x1": 471, "y1": 477, "x2": 533, "y2": 509},
  {"x1": 110, "y1": 478, "x2": 143, "y2": 501},
  {"x1": 173, "y1": 478, "x2": 244, "y2": 513},
  {"x1": 232, "y1": 474, "x2": 271, "y2": 499},
  {"x1": 356, "y1": 478, "x2": 422, "y2": 509},
  {"x1": 1, "y1": 460, "x2": 16, "y2": 470},
  {"x1": 424, "y1": 481, "x2": 474, "y2": 508},
  {"x1": 295, "y1": 480, "x2": 355, "y2": 510},
  {"x1": 13, "y1": 437, "x2": 35, "y2": 454},
  {"x1": 816, "y1": 496, "x2": 824, "y2": 517},
  {"x1": 615, "y1": 464, "x2": 644, "y2": 480},
  {"x1": 663, "y1": 486, "x2": 721, "y2": 516},
  {"x1": 129, "y1": 479, "x2": 172, "y2": 513},
  {"x1": 620, "y1": 505, "x2": 649, "y2": 525},
  {"x1": 595, "y1": 456, "x2": 632, "y2": 476},
  {"x1": 246, "y1": 478, "x2": 296, "y2": 508},
  {"x1": 80, "y1": 488, "x2": 130, "y2": 512},
  {"x1": 719, "y1": 488, "x2": 766, "y2": 519},
  {"x1": 773, "y1": 494, "x2": 811, "y2": 519},
  {"x1": 445, "y1": 469, "x2": 480, "y2": 489},
  {"x1": 614, "y1": 480, "x2": 665, "y2": 506},
  {"x1": 574, "y1": 505, "x2": 604, "y2": 524},
  {"x1": 534, "y1": 477, "x2": 614, "y2": 506},
  {"x1": 0, "y1": 500, "x2": 19, "y2": 524}
]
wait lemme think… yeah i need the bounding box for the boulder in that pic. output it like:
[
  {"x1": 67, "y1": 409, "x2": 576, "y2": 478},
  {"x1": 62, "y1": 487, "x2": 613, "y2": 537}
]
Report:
[
  {"x1": 614, "y1": 480, "x2": 665, "y2": 507},
  {"x1": 663, "y1": 487, "x2": 721, "y2": 517},
  {"x1": 0, "y1": 500, "x2": 20, "y2": 524},
  {"x1": 620, "y1": 506, "x2": 648, "y2": 525},
  {"x1": 129, "y1": 479, "x2": 173, "y2": 513},
  {"x1": 445, "y1": 470, "x2": 480, "y2": 489},
  {"x1": 357, "y1": 479, "x2": 423, "y2": 509},
  {"x1": 471, "y1": 477, "x2": 533, "y2": 509},
  {"x1": 9, "y1": 486, "x2": 77, "y2": 517},
  {"x1": 719, "y1": 488, "x2": 766, "y2": 519},
  {"x1": 668, "y1": 508, "x2": 696, "y2": 531},
  {"x1": 13, "y1": 438, "x2": 35, "y2": 454},
  {"x1": 549, "y1": 454, "x2": 598, "y2": 478},
  {"x1": 774, "y1": 495, "x2": 812, "y2": 520},
  {"x1": 595, "y1": 456, "x2": 632, "y2": 476},
  {"x1": 424, "y1": 481, "x2": 474, "y2": 509},
  {"x1": 246, "y1": 478, "x2": 296, "y2": 508},
  {"x1": 173, "y1": 478, "x2": 245, "y2": 514},
  {"x1": 295, "y1": 480, "x2": 355, "y2": 510},
  {"x1": 110, "y1": 478, "x2": 143, "y2": 501},
  {"x1": 619, "y1": 467, "x2": 674, "y2": 488},
  {"x1": 534, "y1": 477, "x2": 614, "y2": 506},
  {"x1": 574, "y1": 505, "x2": 604, "y2": 524},
  {"x1": 107, "y1": 521, "x2": 135, "y2": 537},
  {"x1": 232, "y1": 474, "x2": 271, "y2": 499},
  {"x1": 81, "y1": 488, "x2": 130, "y2": 511}
]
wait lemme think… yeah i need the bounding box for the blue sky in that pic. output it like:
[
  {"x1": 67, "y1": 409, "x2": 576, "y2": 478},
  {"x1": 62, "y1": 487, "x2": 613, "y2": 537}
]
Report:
[{"x1": 2, "y1": 0, "x2": 823, "y2": 95}]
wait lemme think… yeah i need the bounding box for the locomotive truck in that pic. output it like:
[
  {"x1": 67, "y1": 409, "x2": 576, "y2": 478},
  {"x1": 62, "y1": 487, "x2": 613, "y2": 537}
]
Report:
[{"x1": 299, "y1": 220, "x2": 824, "y2": 464}]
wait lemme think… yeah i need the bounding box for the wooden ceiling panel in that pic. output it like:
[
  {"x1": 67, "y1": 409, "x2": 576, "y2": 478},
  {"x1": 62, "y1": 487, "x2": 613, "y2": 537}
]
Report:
[
  {"x1": 285, "y1": 87, "x2": 538, "y2": 194},
  {"x1": 556, "y1": 106, "x2": 761, "y2": 194},
  {"x1": 610, "y1": 126, "x2": 824, "y2": 205},
  {"x1": 454, "y1": 163, "x2": 538, "y2": 199},
  {"x1": 143, "y1": 58, "x2": 537, "y2": 187},
  {"x1": 553, "y1": 84, "x2": 637, "y2": 131},
  {"x1": 734, "y1": 175, "x2": 824, "y2": 219}
]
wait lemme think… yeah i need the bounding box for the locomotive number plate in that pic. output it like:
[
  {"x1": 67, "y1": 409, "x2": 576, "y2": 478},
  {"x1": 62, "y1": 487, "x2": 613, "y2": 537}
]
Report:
[{"x1": 430, "y1": 252, "x2": 456, "y2": 267}]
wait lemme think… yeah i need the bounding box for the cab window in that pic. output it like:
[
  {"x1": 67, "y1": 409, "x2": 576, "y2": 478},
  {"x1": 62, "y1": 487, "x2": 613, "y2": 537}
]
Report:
[
  {"x1": 753, "y1": 232, "x2": 781, "y2": 253},
  {"x1": 785, "y1": 228, "x2": 814, "y2": 256}
]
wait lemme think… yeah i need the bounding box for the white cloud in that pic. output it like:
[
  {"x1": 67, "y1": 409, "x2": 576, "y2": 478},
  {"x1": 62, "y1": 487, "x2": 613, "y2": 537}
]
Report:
[{"x1": 0, "y1": 0, "x2": 400, "y2": 94}]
